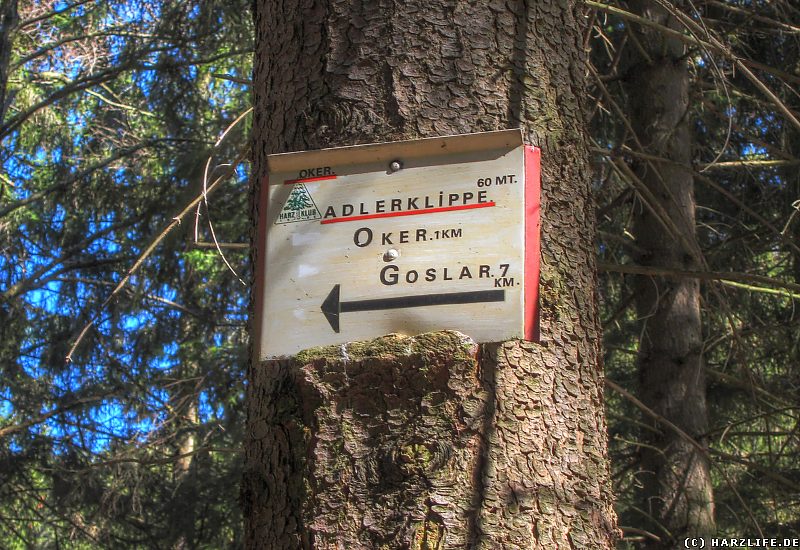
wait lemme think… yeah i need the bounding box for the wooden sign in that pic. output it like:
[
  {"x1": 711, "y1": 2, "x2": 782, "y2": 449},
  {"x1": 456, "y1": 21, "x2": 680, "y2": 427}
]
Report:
[{"x1": 254, "y1": 129, "x2": 540, "y2": 359}]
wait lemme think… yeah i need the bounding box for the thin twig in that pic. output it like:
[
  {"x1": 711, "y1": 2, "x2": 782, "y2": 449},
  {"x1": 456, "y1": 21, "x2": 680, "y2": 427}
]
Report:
[
  {"x1": 605, "y1": 379, "x2": 800, "y2": 492},
  {"x1": 585, "y1": 0, "x2": 800, "y2": 131},
  {"x1": 195, "y1": 107, "x2": 253, "y2": 287},
  {"x1": 598, "y1": 262, "x2": 800, "y2": 298},
  {"x1": 66, "y1": 147, "x2": 250, "y2": 362}
]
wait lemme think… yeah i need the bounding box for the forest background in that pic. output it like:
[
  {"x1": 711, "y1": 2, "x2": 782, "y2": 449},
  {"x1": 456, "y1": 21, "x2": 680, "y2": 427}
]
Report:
[{"x1": 0, "y1": 0, "x2": 798, "y2": 547}]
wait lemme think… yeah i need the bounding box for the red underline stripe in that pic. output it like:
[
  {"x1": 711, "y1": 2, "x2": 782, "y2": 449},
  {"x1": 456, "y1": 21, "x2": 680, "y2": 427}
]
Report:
[
  {"x1": 284, "y1": 175, "x2": 337, "y2": 185},
  {"x1": 320, "y1": 202, "x2": 496, "y2": 224}
]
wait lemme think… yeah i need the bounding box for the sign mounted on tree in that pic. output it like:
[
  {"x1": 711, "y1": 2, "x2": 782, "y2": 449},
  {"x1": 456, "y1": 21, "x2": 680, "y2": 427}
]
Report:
[{"x1": 254, "y1": 129, "x2": 541, "y2": 359}]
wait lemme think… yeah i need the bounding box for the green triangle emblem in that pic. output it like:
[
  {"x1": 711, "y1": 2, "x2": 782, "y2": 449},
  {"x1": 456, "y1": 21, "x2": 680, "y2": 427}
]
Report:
[{"x1": 275, "y1": 184, "x2": 322, "y2": 224}]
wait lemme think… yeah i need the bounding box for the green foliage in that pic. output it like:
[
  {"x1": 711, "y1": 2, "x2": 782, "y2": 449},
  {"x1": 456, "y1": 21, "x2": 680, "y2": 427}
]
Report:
[{"x1": 1, "y1": 0, "x2": 252, "y2": 546}]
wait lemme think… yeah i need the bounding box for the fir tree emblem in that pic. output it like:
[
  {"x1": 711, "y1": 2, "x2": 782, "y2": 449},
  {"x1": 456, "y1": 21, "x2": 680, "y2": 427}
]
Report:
[{"x1": 276, "y1": 184, "x2": 322, "y2": 224}]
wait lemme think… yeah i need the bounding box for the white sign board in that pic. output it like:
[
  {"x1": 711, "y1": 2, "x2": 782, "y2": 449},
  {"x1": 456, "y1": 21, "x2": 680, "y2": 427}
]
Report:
[{"x1": 254, "y1": 129, "x2": 540, "y2": 359}]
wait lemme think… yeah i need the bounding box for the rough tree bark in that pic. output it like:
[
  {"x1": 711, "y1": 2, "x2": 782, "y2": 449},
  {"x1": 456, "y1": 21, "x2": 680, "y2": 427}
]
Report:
[
  {"x1": 243, "y1": 0, "x2": 618, "y2": 547},
  {"x1": 0, "y1": 0, "x2": 18, "y2": 127},
  {"x1": 624, "y1": 1, "x2": 715, "y2": 546}
]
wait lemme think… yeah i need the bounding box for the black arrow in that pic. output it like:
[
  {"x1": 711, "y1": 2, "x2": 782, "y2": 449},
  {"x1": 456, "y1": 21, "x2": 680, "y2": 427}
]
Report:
[{"x1": 321, "y1": 284, "x2": 505, "y2": 333}]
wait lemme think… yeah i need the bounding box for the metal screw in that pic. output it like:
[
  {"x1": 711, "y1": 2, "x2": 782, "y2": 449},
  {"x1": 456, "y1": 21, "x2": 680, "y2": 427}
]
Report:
[
  {"x1": 383, "y1": 249, "x2": 399, "y2": 262},
  {"x1": 389, "y1": 160, "x2": 402, "y2": 172}
]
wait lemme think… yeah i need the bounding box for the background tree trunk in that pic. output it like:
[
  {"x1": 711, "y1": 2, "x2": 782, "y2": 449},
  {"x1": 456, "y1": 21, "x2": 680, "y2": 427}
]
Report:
[
  {"x1": 624, "y1": 1, "x2": 715, "y2": 545},
  {"x1": 0, "y1": 0, "x2": 18, "y2": 126},
  {"x1": 244, "y1": 0, "x2": 618, "y2": 547}
]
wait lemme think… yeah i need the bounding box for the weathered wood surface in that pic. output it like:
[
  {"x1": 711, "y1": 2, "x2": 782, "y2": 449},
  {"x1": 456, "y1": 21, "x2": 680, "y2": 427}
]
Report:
[{"x1": 257, "y1": 133, "x2": 529, "y2": 359}]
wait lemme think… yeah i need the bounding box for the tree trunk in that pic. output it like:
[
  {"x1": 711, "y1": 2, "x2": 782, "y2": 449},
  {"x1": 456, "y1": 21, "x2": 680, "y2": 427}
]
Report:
[
  {"x1": 0, "y1": 0, "x2": 18, "y2": 127},
  {"x1": 624, "y1": 1, "x2": 715, "y2": 546},
  {"x1": 244, "y1": 0, "x2": 618, "y2": 547}
]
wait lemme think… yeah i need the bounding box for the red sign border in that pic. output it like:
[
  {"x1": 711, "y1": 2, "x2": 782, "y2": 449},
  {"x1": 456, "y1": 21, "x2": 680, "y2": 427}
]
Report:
[{"x1": 523, "y1": 146, "x2": 541, "y2": 342}]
